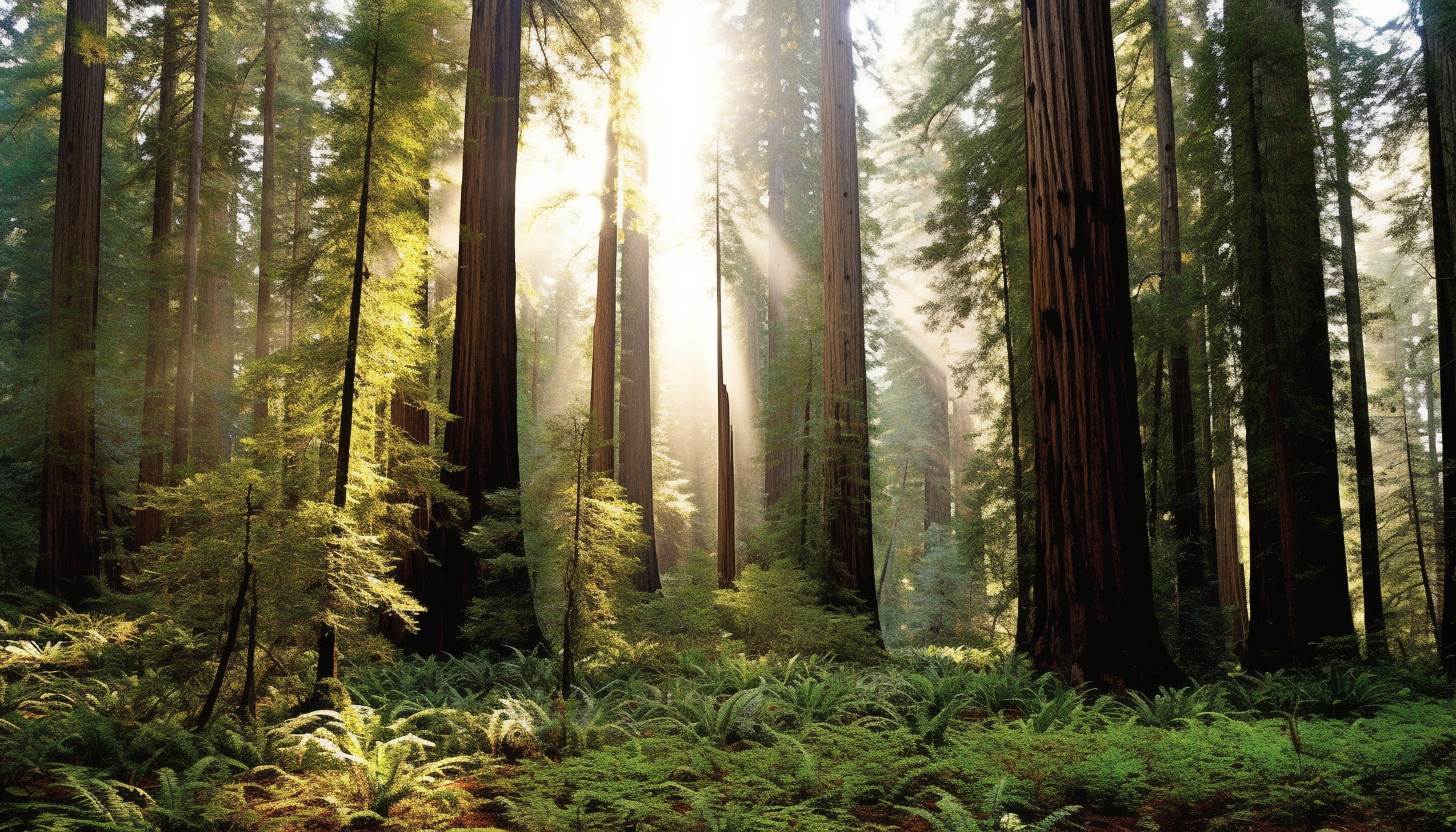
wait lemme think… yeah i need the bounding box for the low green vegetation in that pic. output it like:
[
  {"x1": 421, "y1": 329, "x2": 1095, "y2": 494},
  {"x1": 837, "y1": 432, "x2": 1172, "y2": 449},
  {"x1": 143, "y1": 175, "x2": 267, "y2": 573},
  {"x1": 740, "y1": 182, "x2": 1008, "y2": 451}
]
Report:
[{"x1": 2, "y1": 603, "x2": 1452, "y2": 832}]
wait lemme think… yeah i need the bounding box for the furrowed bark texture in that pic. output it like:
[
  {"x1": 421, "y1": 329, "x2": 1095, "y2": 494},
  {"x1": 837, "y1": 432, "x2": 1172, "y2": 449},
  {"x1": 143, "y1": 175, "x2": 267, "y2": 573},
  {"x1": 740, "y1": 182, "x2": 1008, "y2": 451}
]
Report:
[
  {"x1": 433, "y1": 0, "x2": 541, "y2": 653},
  {"x1": 1021, "y1": 0, "x2": 1185, "y2": 692},
  {"x1": 589, "y1": 120, "x2": 618, "y2": 478},
  {"x1": 620, "y1": 156, "x2": 658, "y2": 592},
  {"x1": 1227, "y1": 0, "x2": 1355, "y2": 670},
  {"x1": 819, "y1": 0, "x2": 877, "y2": 621},
  {"x1": 38, "y1": 0, "x2": 107, "y2": 603}
]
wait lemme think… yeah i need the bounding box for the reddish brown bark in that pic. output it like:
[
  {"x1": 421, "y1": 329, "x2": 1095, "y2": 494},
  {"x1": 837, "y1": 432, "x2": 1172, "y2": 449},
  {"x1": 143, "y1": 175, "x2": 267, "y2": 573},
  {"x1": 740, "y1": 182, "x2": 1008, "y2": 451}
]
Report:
[
  {"x1": 620, "y1": 154, "x2": 658, "y2": 592},
  {"x1": 1228, "y1": 0, "x2": 1355, "y2": 670},
  {"x1": 716, "y1": 163, "x2": 735, "y2": 589},
  {"x1": 37, "y1": 0, "x2": 107, "y2": 604},
  {"x1": 171, "y1": 0, "x2": 208, "y2": 476},
  {"x1": 1022, "y1": 0, "x2": 1185, "y2": 692},
  {"x1": 431, "y1": 0, "x2": 540, "y2": 653},
  {"x1": 589, "y1": 120, "x2": 618, "y2": 478},
  {"x1": 819, "y1": 0, "x2": 877, "y2": 621},
  {"x1": 136, "y1": 2, "x2": 181, "y2": 550}
]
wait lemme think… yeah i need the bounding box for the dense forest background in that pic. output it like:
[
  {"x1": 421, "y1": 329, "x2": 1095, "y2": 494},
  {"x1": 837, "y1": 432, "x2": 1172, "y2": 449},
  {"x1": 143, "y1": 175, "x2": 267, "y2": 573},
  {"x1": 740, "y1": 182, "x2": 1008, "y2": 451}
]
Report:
[{"x1": 2, "y1": 0, "x2": 1456, "y2": 829}]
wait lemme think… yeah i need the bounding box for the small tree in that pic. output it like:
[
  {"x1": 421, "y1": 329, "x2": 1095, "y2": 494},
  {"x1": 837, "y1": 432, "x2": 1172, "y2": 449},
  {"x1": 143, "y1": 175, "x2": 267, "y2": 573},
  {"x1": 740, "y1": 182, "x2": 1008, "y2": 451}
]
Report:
[{"x1": 467, "y1": 415, "x2": 645, "y2": 694}]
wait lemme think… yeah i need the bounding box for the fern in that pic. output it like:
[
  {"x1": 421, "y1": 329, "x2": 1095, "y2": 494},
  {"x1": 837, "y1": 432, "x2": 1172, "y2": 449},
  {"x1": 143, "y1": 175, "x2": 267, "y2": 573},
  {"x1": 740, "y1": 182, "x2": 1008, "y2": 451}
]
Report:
[{"x1": 1, "y1": 765, "x2": 155, "y2": 831}]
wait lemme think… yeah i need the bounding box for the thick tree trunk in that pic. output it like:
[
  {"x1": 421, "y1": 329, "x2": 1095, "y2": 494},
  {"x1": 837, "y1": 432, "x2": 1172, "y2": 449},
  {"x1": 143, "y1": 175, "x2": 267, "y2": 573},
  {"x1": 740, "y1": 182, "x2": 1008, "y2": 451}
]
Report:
[
  {"x1": 819, "y1": 0, "x2": 877, "y2": 623},
  {"x1": 1421, "y1": 0, "x2": 1456, "y2": 678},
  {"x1": 1153, "y1": 0, "x2": 1220, "y2": 670},
  {"x1": 316, "y1": 31, "x2": 380, "y2": 691},
  {"x1": 1022, "y1": 0, "x2": 1185, "y2": 692},
  {"x1": 1228, "y1": 0, "x2": 1355, "y2": 670},
  {"x1": 1318, "y1": 0, "x2": 1385, "y2": 659},
  {"x1": 136, "y1": 2, "x2": 181, "y2": 550},
  {"x1": 37, "y1": 0, "x2": 107, "y2": 604},
  {"x1": 256, "y1": 0, "x2": 278, "y2": 423},
  {"x1": 434, "y1": 0, "x2": 541, "y2": 653},
  {"x1": 589, "y1": 119, "x2": 618, "y2": 478},
  {"x1": 999, "y1": 216, "x2": 1033, "y2": 654},
  {"x1": 171, "y1": 0, "x2": 208, "y2": 476},
  {"x1": 620, "y1": 155, "x2": 658, "y2": 592},
  {"x1": 923, "y1": 360, "x2": 951, "y2": 528}
]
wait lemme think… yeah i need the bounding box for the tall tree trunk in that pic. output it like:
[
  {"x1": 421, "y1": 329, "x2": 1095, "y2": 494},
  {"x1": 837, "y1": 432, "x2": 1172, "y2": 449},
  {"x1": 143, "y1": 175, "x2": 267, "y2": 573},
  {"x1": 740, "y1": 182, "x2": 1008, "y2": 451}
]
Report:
[
  {"x1": 999, "y1": 215, "x2": 1033, "y2": 654},
  {"x1": 1317, "y1": 0, "x2": 1385, "y2": 659},
  {"x1": 193, "y1": 181, "x2": 230, "y2": 471},
  {"x1": 1228, "y1": 0, "x2": 1355, "y2": 670},
  {"x1": 589, "y1": 118, "x2": 618, "y2": 478},
  {"x1": 435, "y1": 0, "x2": 541, "y2": 653},
  {"x1": 1022, "y1": 0, "x2": 1185, "y2": 692},
  {"x1": 1210, "y1": 305, "x2": 1248, "y2": 656},
  {"x1": 923, "y1": 360, "x2": 951, "y2": 528},
  {"x1": 716, "y1": 154, "x2": 736, "y2": 589},
  {"x1": 1427, "y1": 377, "x2": 1443, "y2": 576},
  {"x1": 1153, "y1": 0, "x2": 1220, "y2": 670},
  {"x1": 1421, "y1": 0, "x2": 1456, "y2": 678},
  {"x1": 171, "y1": 0, "x2": 208, "y2": 476},
  {"x1": 256, "y1": 0, "x2": 279, "y2": 423},
  {"x1": 1147, "y1": 348, "x2": 1164, "y2": 537},
  {"x1": 316, "y1": 29, "x2": 380, "y2": 691},
  {"x1": 819, "y1": 0, "x2": 877, "y2": 623},
  {"x1": 620, "y1": 154, "x2": 658, "y2": 592},
  {"x1": 37, "y1": 0, "x2": 107, "y2": 604},
  {"x1": 136, "y1": 1, "x2": 180, "y2": 550},
  {"x1": 1400, "y1": 388, "x2": 1441, "y2": 645},
  {"x1": 763, "y1": 0, "x2": 796, "y2": 515}
]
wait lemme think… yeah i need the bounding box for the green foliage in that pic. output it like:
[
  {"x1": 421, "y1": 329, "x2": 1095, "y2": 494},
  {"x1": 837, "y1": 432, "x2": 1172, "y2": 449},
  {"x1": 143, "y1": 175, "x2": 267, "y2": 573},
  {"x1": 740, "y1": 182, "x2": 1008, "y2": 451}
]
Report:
[
  {"x1": 906, "y1": 781, "x2": 1080, "y2": 832},
  {"x1": 277, "y1": 704, "x2": 473, "y2": 818},
  {"x1": 715, "y1": 563, "x2": 881, "y2": 661}
]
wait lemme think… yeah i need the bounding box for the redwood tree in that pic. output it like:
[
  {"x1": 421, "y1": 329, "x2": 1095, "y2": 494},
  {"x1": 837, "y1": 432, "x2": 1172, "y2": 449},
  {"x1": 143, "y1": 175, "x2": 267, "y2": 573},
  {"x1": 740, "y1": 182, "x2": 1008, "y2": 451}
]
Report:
[
  {"x1": 1152, "y1": 0, "x2": 1220, "y2": 670},
  {"x1": 1022, "y1": 0, "x2": 1185, "y2": 692},
  {"x1": 135, "y1": 1, "x2": 181, "y2": 550},
  {"x1": 1226, "y1": 0, "x2": 1355, "y2": 670},
  {"x1": 589, "y1": 117, "x2": 619, "y2": 478},
  {"x1": 620, "y1": 154, "x2": 658, "y2": 592},
  {"x1": 171, "y1": 0, "x2": 208, "y2": 475},
  {"x1": 37, "y1": 0, "x2": 107, "y2": 603},
  {"x1": 1421, "y1": 0, "x2": 1456, "y2": 678},
  {"x1": 1317, "y1": 0, "x2": 1384, "y2": 659},
  {"x1": 435, "y1": 0, "x2": 540, "y2": 651},
  {"x1": 819, "y1": 0, "x2": 877, "y2": 622}
]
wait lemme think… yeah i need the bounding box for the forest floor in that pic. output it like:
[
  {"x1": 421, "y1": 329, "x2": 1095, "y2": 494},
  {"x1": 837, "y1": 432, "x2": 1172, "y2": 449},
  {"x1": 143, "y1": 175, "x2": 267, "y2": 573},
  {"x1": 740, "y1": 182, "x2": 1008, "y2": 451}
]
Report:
[{"x1": 1, "y1": 610, "x2": 1453, "y2": 832}]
